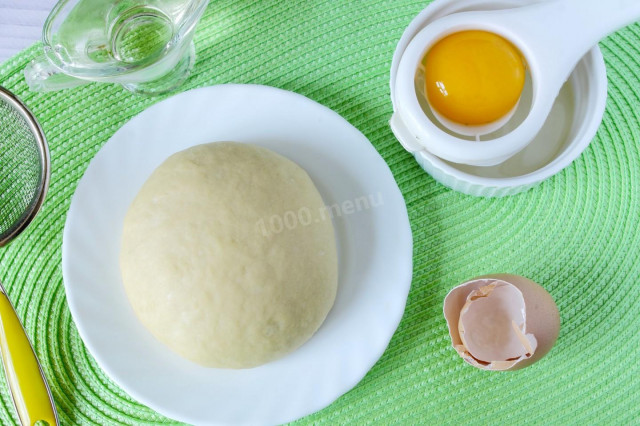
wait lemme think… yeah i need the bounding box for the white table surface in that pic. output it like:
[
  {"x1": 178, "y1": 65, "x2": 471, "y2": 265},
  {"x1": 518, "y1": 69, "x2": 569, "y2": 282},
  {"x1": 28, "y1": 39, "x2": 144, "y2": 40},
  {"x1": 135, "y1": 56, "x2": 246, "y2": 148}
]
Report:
[{"x1": 0, "y1": 0, "x2": 57, "y2": 63}]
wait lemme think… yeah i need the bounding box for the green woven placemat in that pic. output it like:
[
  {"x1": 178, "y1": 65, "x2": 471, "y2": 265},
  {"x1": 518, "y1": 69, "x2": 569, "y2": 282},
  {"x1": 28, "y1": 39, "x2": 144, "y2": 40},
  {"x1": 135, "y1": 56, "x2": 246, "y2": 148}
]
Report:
[{"x1": 1, "y1": 1, "x2": 639, "y2": 424}]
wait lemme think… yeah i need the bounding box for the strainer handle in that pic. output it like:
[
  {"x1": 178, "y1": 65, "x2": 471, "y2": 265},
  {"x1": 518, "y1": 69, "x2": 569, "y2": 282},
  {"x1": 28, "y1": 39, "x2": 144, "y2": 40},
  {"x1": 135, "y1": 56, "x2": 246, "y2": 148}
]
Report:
[{"x1": 0, "y1": 287, "x2": 58, "y2": 426}]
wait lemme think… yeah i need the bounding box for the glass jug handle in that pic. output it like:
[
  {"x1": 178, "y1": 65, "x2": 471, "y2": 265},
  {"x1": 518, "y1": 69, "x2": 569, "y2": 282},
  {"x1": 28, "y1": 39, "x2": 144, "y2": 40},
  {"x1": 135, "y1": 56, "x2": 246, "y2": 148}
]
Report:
[{"x1": 24, "y1": 55, "x2": 91, "y2": 92}]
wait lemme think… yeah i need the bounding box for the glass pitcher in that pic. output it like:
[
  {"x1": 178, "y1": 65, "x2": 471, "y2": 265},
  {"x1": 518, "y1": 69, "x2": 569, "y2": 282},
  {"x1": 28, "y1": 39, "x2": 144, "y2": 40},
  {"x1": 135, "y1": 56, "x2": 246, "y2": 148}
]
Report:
[{"x1": 24, "y1": 0, "x2": 209, "y2": 95}]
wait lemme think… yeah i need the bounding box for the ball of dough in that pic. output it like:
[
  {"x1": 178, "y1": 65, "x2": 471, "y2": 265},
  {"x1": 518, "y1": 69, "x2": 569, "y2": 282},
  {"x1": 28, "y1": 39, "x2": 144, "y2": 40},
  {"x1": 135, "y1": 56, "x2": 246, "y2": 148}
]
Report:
[{"x1": 120, "y1": 142, "x2": 338, "y2": 368}]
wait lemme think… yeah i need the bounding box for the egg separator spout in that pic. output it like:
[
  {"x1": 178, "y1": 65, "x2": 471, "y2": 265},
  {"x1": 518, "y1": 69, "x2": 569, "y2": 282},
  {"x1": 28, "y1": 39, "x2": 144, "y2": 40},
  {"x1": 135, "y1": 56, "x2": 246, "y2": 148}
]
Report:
[{"x1": 393, "y1": 0, "x2": 640, "y2": 166}]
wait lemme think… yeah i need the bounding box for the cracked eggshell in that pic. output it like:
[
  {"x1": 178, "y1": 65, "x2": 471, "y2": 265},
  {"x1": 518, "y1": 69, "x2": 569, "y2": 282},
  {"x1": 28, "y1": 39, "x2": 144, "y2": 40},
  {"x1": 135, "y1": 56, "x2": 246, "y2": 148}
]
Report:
[{"x1": 443, "y1": 274, "x2": 560, "y2": 371}]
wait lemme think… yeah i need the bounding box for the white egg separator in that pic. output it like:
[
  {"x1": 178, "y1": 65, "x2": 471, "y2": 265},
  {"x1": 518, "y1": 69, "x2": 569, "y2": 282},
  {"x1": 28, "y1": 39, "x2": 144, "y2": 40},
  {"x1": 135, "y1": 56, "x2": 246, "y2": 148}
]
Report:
[{"x1": 391, "y1": 0, "x2": 640, "y2": 166}]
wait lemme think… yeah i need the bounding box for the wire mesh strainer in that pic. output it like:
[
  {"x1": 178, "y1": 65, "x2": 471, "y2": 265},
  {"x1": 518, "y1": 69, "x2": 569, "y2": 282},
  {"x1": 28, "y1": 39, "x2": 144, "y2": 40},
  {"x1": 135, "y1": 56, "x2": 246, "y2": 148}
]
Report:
[
  {"x1": 0, "y1": 86, "x2": 49, "y2": 245},
  {"x1": 0, "y1": 85, "x2": 58, "y2": 425}
]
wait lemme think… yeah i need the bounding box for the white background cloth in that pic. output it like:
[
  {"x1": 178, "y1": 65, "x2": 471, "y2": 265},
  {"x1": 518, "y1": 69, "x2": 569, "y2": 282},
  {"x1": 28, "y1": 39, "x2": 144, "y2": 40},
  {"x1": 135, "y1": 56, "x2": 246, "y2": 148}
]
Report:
[{"x1": 0, "y1": 0, "x2": 57, "y2": 63}]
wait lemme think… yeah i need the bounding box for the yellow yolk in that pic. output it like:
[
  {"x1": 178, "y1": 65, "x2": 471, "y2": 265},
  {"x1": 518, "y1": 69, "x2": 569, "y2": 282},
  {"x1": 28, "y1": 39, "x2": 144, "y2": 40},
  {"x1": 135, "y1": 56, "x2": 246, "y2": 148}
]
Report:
[{"x1": 423, "y1": 30, "x2": 526, "y2": 126}]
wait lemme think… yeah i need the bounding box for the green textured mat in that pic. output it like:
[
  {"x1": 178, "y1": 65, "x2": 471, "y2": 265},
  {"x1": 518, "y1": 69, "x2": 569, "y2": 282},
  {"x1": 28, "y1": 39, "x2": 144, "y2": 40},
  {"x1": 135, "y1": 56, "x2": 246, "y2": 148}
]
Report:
[{"x1": 1, "y1": 0, "x2": 639, "y2": 424}]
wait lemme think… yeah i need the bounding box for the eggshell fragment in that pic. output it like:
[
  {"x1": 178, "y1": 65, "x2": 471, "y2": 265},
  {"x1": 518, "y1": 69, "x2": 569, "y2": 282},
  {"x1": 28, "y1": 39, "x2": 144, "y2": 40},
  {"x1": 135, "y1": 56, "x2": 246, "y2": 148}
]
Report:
[{"x1": 443, "y1": 274, "x2": 560, "y2": 371}]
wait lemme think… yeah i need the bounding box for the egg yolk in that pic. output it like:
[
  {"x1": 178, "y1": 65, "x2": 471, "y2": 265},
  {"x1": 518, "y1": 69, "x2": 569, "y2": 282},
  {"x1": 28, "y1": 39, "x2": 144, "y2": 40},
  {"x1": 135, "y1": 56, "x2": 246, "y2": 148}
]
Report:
[{"x1": 423, "y1": 30, "x2": 526, "y2": 126}]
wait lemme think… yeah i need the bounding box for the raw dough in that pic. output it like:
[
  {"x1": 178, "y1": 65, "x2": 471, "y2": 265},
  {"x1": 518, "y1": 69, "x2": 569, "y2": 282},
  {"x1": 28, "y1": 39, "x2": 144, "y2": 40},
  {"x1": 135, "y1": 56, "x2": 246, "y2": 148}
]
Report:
[{"x1": 120, "y1": 142, "x2": 338, "y2": 368}]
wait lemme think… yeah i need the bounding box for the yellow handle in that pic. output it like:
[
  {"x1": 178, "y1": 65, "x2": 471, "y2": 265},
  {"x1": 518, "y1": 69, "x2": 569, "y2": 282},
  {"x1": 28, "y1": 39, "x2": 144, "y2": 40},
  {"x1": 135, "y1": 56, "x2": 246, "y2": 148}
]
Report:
[{"x1": 0, "y1": 290, "x2": 58, "y2": 426}]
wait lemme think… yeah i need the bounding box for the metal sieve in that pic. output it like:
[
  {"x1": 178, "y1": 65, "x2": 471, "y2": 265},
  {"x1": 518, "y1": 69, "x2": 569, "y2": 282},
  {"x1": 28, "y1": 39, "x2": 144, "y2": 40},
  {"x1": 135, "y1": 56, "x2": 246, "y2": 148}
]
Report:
[
  {"x1": 0, "y1": 85, "x2": 58, "y2": 425},
  {"x1": 0, "y1": 86, "x2": 49, "y2": 245}
]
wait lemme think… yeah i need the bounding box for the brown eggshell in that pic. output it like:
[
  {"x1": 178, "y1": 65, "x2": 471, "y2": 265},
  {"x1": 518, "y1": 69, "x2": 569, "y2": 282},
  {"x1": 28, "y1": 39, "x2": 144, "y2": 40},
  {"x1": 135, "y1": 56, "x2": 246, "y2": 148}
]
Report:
[{"x1": 443, "y1": 274, "x2": 560, "y2": 371}]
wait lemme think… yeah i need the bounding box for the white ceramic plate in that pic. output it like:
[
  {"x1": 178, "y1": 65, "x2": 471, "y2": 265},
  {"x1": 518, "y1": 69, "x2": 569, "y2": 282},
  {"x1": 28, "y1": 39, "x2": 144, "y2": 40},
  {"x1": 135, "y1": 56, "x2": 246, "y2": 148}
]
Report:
[{"x1": 62, "y1": 85, "x2": 413, "y2": 425}]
